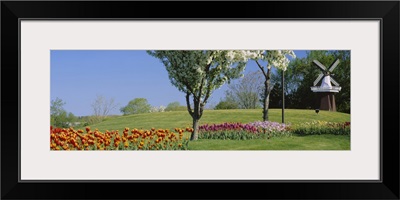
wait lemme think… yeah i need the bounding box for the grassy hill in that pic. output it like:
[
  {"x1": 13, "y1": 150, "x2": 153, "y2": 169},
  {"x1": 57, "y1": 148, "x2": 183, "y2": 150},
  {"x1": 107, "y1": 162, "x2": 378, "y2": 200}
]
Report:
[{"x1": 89, "y1": 109, "x2": 350, "y2": 132}]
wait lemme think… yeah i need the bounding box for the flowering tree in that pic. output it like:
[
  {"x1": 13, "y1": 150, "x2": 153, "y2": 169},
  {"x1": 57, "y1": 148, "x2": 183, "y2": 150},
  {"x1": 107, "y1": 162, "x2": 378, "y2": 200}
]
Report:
[
  {"x1": 147, "y1": 50, "x2": 257, "y2": 140},
  {"x1": 253, "y1": 50, "x2": 296, "y2": 121}
]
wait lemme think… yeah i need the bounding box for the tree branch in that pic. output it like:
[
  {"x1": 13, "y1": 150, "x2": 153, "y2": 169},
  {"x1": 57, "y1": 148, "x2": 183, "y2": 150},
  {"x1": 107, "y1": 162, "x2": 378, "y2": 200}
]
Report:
[
  {"x1": 266, "y1": 67, "x2": 272, "y2": 93},
  {"x1": 203, "y1": 73, "x2": 215, "y2": 104},
  {"x1": 198, "y1": 78, "x2": 205, "y2": 103},
  {"x1": 186, "y1": 92, "x2": 194, "y2": 117},
  {"x1": 183, "y1": 80, "x2": 198, "y2": 99},
  {"x1": 255, "y1": 60, "x2": 267, "y2": 78}
]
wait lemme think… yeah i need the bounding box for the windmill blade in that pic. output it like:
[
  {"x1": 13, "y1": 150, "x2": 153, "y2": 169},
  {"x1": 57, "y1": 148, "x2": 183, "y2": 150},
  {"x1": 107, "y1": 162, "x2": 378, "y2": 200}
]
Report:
[
  {"x1": 313, "y1": 73, "x2": 324, "y2": 86},
  {"x1": 330, "y1": 77, "x2": 340, "y2": 86},
  {"x1": 329, "y1": 59, "x2": 340, "y2": 72},
  {"x1": 313, "y1": 60, "x2": 327, "y2": 71}
]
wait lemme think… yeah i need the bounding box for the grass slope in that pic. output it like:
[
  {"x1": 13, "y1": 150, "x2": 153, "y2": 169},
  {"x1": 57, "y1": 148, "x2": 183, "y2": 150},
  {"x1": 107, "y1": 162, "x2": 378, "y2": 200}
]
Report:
[{"x1": 91, "y1": 109, "x2": 350, "y2": 132}]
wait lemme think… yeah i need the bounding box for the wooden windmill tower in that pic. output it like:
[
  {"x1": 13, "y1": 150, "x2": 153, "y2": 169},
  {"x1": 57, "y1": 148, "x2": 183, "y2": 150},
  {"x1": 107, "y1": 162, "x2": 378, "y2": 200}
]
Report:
[{"x1": 310, "y1": 59, "x2": 342, "y2": 111}]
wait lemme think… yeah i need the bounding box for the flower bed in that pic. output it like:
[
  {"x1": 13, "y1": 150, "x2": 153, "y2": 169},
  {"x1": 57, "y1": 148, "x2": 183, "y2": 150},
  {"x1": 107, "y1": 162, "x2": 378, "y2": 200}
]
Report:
[
  {"x1": 248, "y1": 121, "x2": 292, "y2": 138},
  {"x1": 50, "y1": 126, "x2": 191, "y2": 150},
  {"x1": 198, "y1": 121, "x2": 291, "y2": 140},
  {"x1": 291, "y1": 121, "x2": 350, "y2": 136}
]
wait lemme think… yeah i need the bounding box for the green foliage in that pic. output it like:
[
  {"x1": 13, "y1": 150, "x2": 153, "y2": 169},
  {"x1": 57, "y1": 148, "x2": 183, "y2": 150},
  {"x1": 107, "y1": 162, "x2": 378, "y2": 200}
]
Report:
[
  {"x1": 146, "y1": 51, "x2": 251, "y2": 95},
  {"x1": 120, "y1": 98, "x2": 151, "y2": 115},
  {"x1": 50, "y1": 98, "x2": 77, "y2": 128},
  {"x1": 264, "y1": 83, "x2": 283, "y2": 108},
  {"x1": 337, "y1": 101, "x2": 350, "y2": 114},
  {"x1": 292, "y1": 121, "x2": 350, "y2": 136},
  {"x1": 165, "y1": 101, "x2": 187, "y2": 112},
  {"x1": 214, "y1": 100, "x2": 239, "y2": 110}
]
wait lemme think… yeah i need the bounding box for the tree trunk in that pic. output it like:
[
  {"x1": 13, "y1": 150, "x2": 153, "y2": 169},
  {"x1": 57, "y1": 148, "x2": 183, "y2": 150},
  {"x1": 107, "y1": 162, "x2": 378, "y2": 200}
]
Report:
[
  {"x1": 188, "y1": 97, "x2": 203, "y2": 141},
  {"x1": 262, "y1": 68, "x2": 271, "y2": 121},
  {"x1": 263, "y1": 80, "x2": 270, "y2": 121},
  {"x1": 191, "y1": 117, "x2": 200, "y2": 140}
]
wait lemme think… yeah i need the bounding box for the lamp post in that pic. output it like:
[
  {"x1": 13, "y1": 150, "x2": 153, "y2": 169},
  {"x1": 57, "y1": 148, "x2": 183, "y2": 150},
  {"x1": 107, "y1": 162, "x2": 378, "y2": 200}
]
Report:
[{"x1": 282, "y1": 70, "x2": 285, "y2": 124}]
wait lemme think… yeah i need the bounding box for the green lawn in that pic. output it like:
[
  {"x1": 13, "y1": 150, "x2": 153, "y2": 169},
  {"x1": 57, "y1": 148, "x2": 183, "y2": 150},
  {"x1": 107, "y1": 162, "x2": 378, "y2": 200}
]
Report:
[
  {"x1": 85, "y1": 109, "x2": 350, "y2": 150},
  {"x1": 90, "y1": 109, "x2": 350, "y2": 132},
  {"x1": 188, "y1": 135, "x2": 350, "y2": 150}
]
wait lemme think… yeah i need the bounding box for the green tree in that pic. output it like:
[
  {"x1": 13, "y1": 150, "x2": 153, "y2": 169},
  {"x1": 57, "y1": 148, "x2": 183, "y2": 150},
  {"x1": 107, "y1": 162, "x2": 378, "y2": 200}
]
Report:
[
  {"x1": 120, "y1": 98, "x2": 151, "y2": 115},
  {"x1": 331, "y1": 51, "x2": 351, "y2": 113},
  {"x1": 50, "y1": 98, "x2": 77, "y2": 128},
  {"x1": 147, "y1": 50, "x2": 256, "y2": 140},
  {"x1": 268, "y1": 63, "x2": 303, "y2": 109},
  {"x1": 214, "y1": 99, "x2": 239, "y2": 109},
  {"x1": 165, "y1": 101, "x2": 187, "y2": 112}
]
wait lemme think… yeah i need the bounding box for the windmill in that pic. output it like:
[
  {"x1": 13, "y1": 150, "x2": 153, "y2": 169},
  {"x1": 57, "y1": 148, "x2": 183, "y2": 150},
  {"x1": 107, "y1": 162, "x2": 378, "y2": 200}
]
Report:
[{"x1": 310, "y1": 59, "x2": 342, "y2": 111}]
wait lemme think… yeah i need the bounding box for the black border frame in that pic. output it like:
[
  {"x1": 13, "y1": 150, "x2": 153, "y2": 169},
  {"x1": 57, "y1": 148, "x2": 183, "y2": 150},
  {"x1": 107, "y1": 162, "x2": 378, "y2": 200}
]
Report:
[{"x1": 2, "y1": 1, "x2": 399, "y2": 199}]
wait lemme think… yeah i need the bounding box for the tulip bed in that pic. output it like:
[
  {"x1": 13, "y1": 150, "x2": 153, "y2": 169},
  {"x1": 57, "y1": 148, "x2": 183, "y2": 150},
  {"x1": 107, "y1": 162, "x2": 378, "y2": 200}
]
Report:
[
  {"x1": 50, "y1": 120, "x2": 350, "y2": 150},
  {"x1": 50, "y1": 126, "x2": 192, "y2": 150},
  {"x1": 198, "y1": 121, "x2": 291, "y2": 140},
  {"x1": 291, "y1": 121, "x2": 350, "y2": 135}
]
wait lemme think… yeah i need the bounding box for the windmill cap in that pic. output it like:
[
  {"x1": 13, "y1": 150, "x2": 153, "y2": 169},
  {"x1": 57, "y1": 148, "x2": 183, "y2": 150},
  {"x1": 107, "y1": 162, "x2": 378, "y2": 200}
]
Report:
[{"x1": 311, "y1": 86, "x2": 342, "y2": 93}]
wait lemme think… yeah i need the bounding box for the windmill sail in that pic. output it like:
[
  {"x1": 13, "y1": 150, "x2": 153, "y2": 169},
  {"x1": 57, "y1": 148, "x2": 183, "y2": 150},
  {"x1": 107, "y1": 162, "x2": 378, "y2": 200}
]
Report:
[
  {"x1": 330, "y1": 77, "x2": 340, "y2": 86},
  {"x1": 311, "y1": 59, "x2": 342, "y2": 96},
  {"x1": 329, "y1": 59, "x2": 340, "y2": 72},
  {"x1": 313, "y1": 73, "x2": 324, "y2": 86},
  {"x1": 313, "y1": 60, "x2": 327, "y2": 71}
]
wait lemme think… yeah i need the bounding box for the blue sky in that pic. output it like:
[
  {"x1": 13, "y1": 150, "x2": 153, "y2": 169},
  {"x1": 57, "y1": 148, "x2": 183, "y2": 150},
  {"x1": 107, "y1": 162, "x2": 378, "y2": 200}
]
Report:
[{"x1": 51, "y1": 50, "x2": 307, "y2": 116}]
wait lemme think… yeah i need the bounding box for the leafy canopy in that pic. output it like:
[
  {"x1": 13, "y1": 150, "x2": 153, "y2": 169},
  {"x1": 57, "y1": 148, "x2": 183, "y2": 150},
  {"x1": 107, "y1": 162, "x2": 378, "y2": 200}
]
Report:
[{"x1": 146, "y1": 50, "x2": 259, "y2": 101}]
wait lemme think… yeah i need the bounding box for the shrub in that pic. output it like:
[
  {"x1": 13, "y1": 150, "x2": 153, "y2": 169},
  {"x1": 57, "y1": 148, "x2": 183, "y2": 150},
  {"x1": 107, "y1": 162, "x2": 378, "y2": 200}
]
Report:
[
  {"x1": 165, "y1": 102, "x2": 187, "y2": 112},
  {"x1": 214, "y1": 101, "x2": 239, "y2": 110}
]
